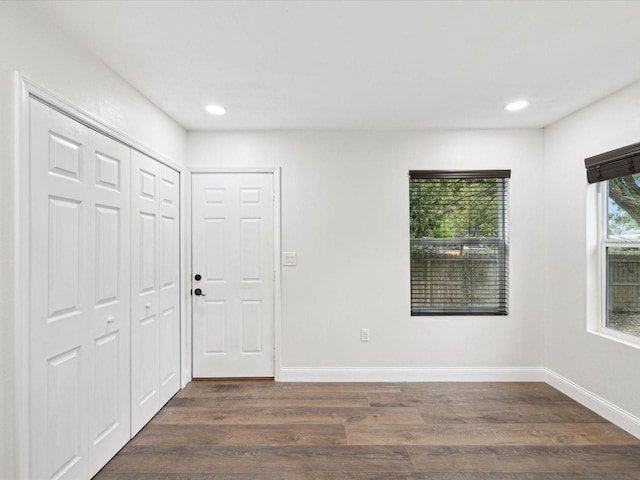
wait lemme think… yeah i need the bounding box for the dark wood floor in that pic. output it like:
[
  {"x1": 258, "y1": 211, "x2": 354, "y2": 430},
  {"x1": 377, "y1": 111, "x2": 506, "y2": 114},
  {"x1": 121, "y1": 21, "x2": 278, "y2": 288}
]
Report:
[{"x1": 94, "y1": 381, "x2": 640, "y2": 479}]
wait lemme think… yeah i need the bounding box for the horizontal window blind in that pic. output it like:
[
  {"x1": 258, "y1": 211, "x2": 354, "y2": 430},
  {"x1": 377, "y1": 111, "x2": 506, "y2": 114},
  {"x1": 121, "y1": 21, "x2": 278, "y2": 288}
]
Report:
[{"x1": 409, "y1": 171, "x2": 509, "y2": 315}]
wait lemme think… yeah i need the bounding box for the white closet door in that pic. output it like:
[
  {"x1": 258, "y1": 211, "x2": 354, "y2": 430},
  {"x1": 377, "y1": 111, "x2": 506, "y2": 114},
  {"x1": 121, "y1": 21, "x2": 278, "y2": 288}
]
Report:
[
  {"x1": 131, "y1": 151, "x2": 181, "y2": 434},
  {"x1": 29, "y1": 99, "x2": 132, "y2": 479},
  {"x1": 158, "y1": 164, "x2": 181, "y2": 404},
  {"x1": 131, "y1": 151, "x2": 161, "y2": 434},
  {"x1": 87, "y1": 130, "x2": 131, "y2": 477},
  {"x1": 30, "y1": 98, "x2": 91, "y2": 480}
]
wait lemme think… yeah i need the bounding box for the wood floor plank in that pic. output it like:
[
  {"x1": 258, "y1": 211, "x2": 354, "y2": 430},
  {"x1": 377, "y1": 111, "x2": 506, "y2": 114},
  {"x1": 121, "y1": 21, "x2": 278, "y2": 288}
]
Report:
[
  {"x1": 182, "y1": 381, "x2": 400, "y2": 396},
  {"x1": 283, "y1": 474, "x2": 640, "y2": 480},
  {"x1": 406, "y1": 445, "x2": 640, "y2": 473},
  {"x1": 346, "y1": 422, "x2": 640, "y2": 446},
  {"x1": 283, "y1": 473, "x2": 432, "y2": 480},
  {"x1": 150, "y1": 406, "x2": 425, "y2": 426},
  {"x1": 275, "y1": 382, "x2": 403, "y2": 394},
  {"x1": 414, "y1": 402, "x2": 606, "y2": 424},
  {"x1": 94, "y1": 471, "x2": 640, "y2": 480},
  {"x1": 399, "y1": 382, "x2": 568, "y2": 395},
  {"x1": 167, "y1": 395, "x2": 370, "y2": 409},
  {"x1": 99, "y1": 445, "x2": 415, "y2": 474},
  {"x1": 369, "y1": 386, "x2": 577, "y2": 408},
  {"x1": 95, "y1": 474, "x2": 286, "y2": 480},
  {"x1": 512, "y1": 475, "x2": 640, "y2": 480},
  {"x1": 130, "y1": 424, "x2": 347, "y2": 446}
]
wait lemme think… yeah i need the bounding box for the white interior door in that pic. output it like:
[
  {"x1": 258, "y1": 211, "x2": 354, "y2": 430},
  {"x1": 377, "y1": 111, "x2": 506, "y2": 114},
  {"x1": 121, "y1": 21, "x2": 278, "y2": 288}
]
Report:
[
  {"x1": 131, "y1": 151, "x2": 160, "y2": 433},
  {"x1": 29, "y1": 98, "x2": 131, "y2": 480},
  {"x1": 86, "y1": 129, "x2": 131, "y2": 477},
  {"x1": 131, "y1": 150, "x2": 181, "y2": 434},
  {"x1": 192, "y1": 172, "x2": 275, "y2": 378},
  {"x1": 158, "y1": 164, "x2": 181, "y2": 404},
  {"x1": 30, "y1": 98, "x2": 90, "y2": 480}
]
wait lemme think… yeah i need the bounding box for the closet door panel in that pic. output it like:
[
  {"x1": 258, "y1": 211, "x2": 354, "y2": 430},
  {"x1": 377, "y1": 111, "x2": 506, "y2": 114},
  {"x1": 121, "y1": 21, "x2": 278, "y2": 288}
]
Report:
[
  {"x1": 87, "y1": 130, "x2": 131, "y2": 476},
  {"x1": 131, "y1": 150, "x2": 161, "y2": 434},
  {"x1": 159, "y1": 165, "x2": 181, "y2": 403},
  {"x1": 29, "y1": 99, "x2": 90, "y2": 480},
  {"x1": 131, "y1": 153, "x2": 181, "y2": 434}
]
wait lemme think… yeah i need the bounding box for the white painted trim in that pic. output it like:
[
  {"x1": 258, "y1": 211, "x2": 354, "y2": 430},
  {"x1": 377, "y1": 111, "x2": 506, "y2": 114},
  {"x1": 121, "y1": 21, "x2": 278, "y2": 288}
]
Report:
[
  {"x1": 183, "y1": 170, "x2": 193, "y2": 386},
  {"x1": 588, "y1": 182, "x2": 640, "y2": 349},
  {"x1": 14, "y1": 75, "x2": 187, "y2": 479},
  {"x1": 186, "y1": 166, "x2": 277, "y2": 174},
  {"x1": 187, "y1": 166, "x2": 283, "y2": 379},
  {"x1": 14, "y1": 72, "x2": 31, "y2": 480},
  {"x1": 588, "y1": 328, "x2": 640, "y2": 350},
  {"x1": 545, "y1": 369, "x2": 640, "y2": 439},
  {"x1": 272, "y1": 168, "x2": 283, "y2": 380},
  {"x1": 278, "y1": 367, "x2": 546, "y2": 382},
  {"x1": 179, "y1": 167, "x2": 190, "y2": 387},
  {"x1": 23, "y1": 78, "x2": 182, "y2": 172}
]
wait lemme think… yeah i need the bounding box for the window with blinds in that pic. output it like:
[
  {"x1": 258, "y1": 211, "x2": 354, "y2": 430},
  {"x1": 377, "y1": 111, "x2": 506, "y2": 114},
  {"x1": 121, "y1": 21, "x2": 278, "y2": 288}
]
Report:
[
  {"x1": 584, "y1": 143, "x2": 640, "y2": 342},
  {"x1": 409, "y1": 170, "x2": 510, "y2": 315}
]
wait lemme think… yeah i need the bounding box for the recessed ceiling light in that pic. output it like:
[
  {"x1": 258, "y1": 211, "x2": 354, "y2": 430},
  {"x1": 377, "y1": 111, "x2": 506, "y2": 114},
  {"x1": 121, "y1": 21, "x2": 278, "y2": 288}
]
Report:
[
  {"x1": 505, "y1": 100, "x2": 529, "y2": 112},
  {"x1": 205, "y1": 104, "x2": 226, "y2": 116}
]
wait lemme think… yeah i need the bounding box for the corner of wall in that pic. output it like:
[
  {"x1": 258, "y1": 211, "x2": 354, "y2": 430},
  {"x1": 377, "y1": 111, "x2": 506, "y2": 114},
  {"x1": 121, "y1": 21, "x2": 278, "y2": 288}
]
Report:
[{"x1": 545, "y1": 369, "x2": 640, "y2": 439}]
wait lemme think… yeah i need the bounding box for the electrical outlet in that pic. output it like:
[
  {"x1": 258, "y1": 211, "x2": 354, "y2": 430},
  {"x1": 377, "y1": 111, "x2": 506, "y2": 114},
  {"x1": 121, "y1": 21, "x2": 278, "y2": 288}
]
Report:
[{"x1": 360, "y1": 328, "x2": 370, "y2": 342}]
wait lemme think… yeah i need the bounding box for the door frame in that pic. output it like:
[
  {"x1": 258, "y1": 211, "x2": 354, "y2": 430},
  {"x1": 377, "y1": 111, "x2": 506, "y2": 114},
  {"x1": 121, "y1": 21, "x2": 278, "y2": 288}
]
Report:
[
  {"x1": 14, "y1": 75, "x2": 188, "y2": 480},
  {"x1": 186, "y1": 167, "x2": 282, "y2": 380}
]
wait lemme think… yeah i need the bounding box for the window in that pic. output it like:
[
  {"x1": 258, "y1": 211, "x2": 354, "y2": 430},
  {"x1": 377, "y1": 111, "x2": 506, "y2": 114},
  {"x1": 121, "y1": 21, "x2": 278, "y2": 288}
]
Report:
[
  {"x1": 600, "y1": 175, "x2": 640, "y2": 339},
  {"x1": 409, "y1": 170, "x2": 510, "y2": 316},
  {"x1": 585, "y1": 141, "x2": 640, "y2": 343}
]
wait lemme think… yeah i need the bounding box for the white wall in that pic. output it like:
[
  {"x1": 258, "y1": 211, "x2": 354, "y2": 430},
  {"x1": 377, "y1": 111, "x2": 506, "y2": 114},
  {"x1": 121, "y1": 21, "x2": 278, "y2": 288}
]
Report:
[
  {"x1": 188, "y1": 129, "x2": 545, "y2": 376},
  {"x1": 544, "y1": 80, "x2": 640, "y2": 420},
  {"x1": 0, "y1": 3, "x2": 186, "y2": 476},
  {"x1": 0, "y1": 2, "x2": 186, "y2": 162},
  {"x1": 0, "y1": 67, "x2": 16, "y2": 479}
]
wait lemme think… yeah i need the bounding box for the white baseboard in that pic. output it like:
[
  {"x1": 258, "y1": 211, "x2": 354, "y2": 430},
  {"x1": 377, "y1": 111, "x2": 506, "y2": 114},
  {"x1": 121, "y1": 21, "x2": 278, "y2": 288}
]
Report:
[
  {"x1": 545, "y1": 369, "x2": 640, "y2": 439},
  {"x1": 277, "y1": 366, "x2": 546, "y2": 382}
]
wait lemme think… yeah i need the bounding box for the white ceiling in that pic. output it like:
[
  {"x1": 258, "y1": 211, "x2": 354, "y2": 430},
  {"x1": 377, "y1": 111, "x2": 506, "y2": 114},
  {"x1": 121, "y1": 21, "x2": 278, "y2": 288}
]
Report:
[{"x1": 33, "y1": 0, "x2": 640, "y2": 131}]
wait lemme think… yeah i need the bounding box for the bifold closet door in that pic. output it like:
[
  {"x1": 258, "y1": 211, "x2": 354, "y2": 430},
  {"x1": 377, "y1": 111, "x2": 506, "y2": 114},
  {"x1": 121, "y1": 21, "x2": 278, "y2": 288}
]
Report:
[
  {"x1": 131, "y1": 150, "x2": 180, "y2": 435},
  {"x1": 87, "y1": 129, "x2": 131, "y2": 477},
  {"x1": 158, "y1": 165, "x2": 181, "y2": 405},
  {"x1": 29, "y1": 98, "x2": 131, "y2": 480}
]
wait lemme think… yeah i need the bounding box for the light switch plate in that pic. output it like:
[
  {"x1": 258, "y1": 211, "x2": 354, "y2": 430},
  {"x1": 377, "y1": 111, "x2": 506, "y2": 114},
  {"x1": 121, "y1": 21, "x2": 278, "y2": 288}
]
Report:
[{"x1": 283, "y1": 252, "x2": 297, "y2": 266}]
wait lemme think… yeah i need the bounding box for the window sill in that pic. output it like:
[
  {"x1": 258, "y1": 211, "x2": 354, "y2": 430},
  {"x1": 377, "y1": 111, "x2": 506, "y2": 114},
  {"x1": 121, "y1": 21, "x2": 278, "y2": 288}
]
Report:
[{"x1": 587, "y1": 327, "x2": 640, "y2": 350}]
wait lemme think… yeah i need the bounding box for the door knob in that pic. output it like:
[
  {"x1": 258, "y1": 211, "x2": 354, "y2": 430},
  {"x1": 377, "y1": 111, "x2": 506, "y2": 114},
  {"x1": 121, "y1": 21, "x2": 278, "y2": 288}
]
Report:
[
  {"x1": 194, "y1": 288, "x2": 206, "y2": 296},
  {"x1": 194, "y1": 274, "x2": 202, "y2": 281}
]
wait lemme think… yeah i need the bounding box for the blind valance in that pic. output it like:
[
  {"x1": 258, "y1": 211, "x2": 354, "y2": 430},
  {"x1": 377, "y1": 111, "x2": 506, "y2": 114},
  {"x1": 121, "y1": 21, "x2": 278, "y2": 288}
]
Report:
[
  {"x1": 409, "y1": 170, "x2": 511, "y2": 180},
  {"x1": 585, "y1": 141, "x2": 640, "y2": 184}
]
